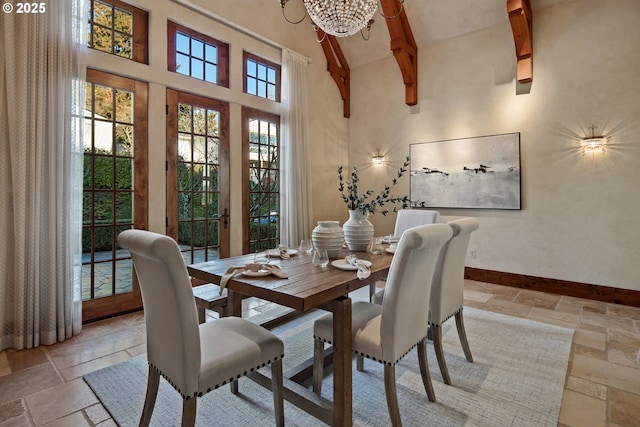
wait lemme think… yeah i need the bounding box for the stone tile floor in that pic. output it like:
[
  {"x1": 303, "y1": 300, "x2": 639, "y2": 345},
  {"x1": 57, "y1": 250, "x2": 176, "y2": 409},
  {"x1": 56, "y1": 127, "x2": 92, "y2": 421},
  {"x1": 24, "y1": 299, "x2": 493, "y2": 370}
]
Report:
[{"x1": 1, "y1": 280, "x2": 639, "y2": 426}]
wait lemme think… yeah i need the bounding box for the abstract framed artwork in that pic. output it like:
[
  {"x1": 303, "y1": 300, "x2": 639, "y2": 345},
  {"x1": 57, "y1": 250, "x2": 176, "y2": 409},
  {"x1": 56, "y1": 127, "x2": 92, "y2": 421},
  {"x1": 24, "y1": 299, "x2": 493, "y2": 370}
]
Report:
[{"x1": 410, "y1": 133, "x2": 521, "y2": 210}]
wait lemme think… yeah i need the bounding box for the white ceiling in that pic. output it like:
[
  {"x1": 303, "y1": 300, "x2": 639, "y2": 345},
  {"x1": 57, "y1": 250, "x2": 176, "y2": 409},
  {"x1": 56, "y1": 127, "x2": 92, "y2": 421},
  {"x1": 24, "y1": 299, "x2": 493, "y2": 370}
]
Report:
[{"x1": 336, "y1": 0, "x2": 577, "y2": 69}]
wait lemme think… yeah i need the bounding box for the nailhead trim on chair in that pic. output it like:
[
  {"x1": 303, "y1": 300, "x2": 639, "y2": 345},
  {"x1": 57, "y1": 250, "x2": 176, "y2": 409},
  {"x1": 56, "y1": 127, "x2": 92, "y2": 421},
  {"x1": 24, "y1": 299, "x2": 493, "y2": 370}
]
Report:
[
  {"x1": 428, "y1": 307, "x2": 462, "y2": 327},
  {"x1": 313, "y1": 336, "x2": 427, "y2": 367},
  {"x1": 149, "y1": 352, "x2": 284, "y2": 398}
]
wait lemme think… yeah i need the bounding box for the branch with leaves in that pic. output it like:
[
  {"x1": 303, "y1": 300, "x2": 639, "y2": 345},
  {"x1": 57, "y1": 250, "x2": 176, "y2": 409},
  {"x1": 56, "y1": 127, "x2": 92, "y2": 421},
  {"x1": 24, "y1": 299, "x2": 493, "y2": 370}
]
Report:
[{"x1": 338, "y1": 156, "x2": 422, "y2": 216}]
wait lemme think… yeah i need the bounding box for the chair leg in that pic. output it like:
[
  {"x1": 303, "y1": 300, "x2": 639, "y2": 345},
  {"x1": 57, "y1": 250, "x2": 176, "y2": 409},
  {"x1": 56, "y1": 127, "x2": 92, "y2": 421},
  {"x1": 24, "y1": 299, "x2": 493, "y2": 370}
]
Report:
[
  {"x1": 417, "y1": 338, "x2": 436, "y2": 402},
  {"x1": 181, "y1": 397, "x2": 197, "y2": 427},
  {"x1": 431, "y1": 324, "x2": 451, "y2": 385},
  {"x1": 383, "y1": 364, "x2": 402, "y2": 427},
  {"x1": 271, "y1": 359, "x2": 285, "y2": 427},
  {"x1": 231, "y1": 379, "x2": 238, "y2": 394},
  {"x1": 356, "y1": 354, "x2": 365, "y2": 372},
  {"x1": 455, "y1": 310, "x2": 474, "y2": 362},
  {"x1": 139, "y1": 366, "x2": 160, "y2": 427},
  {"x1": 312, "y1": 339, "x2": 324, "y2": 395}
]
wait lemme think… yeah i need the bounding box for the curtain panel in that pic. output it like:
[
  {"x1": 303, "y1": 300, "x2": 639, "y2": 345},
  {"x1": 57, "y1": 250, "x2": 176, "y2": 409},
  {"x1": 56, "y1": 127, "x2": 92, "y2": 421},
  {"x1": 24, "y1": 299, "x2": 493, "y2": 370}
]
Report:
[
  {"x1": 0, "y1": 0, "x2": 85, "y2": 350},
  {"x1": 280, "y1": 49, "x2": 313, "y2": 247}
]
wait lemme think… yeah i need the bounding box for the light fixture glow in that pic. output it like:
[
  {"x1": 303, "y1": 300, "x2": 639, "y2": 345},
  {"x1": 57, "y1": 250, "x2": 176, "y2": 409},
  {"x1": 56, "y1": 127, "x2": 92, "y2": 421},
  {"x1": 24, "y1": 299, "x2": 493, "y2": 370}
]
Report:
[
  {"x1": 372, "y1": 151, "x2": 385, "y2": 168},
  {"x1": 581, "y1": 125, "x2": 607, "y2": 155}
]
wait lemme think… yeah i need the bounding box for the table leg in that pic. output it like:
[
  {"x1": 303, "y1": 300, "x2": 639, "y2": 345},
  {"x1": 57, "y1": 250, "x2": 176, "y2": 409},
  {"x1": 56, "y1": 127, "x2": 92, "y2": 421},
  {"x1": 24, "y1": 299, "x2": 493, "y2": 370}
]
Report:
[
  {"x1": 328, "y1": 296, "x2": 352, "y2": 427},
  {"x1": 228, "y1": 289, "x2": 242, "y2": 317}
]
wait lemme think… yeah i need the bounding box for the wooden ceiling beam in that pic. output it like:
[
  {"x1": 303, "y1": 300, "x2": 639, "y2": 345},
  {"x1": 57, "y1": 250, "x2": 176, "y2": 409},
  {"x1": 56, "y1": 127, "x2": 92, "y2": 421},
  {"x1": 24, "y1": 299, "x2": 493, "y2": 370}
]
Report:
[
  {"x1": 507, "y1": 0, "x2": 533, "y2": 83},
  {"x1": 318, "y1": 29, "x2": 351, "y2": 118},
  {"x1": 380, "y1": 0, "x2": 418, "y2": 105},
  {"x1": 313, "y1": 0, "x2": 417, "y2": 115}
]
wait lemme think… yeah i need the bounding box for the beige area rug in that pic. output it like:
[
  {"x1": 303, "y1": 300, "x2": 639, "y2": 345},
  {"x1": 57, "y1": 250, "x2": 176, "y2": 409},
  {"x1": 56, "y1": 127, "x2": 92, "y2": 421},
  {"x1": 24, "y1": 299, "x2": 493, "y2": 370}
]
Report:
[{"x1": 84, "y1": 307, "x2": 574, "y2": 426}]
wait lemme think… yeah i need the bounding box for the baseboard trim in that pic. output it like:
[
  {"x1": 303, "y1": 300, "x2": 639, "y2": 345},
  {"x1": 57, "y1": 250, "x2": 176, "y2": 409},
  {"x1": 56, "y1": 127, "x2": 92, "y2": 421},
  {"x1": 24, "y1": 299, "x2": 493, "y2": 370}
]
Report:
[{"x1": 465, "y1": 267, "x2": 640, "y2": 308}]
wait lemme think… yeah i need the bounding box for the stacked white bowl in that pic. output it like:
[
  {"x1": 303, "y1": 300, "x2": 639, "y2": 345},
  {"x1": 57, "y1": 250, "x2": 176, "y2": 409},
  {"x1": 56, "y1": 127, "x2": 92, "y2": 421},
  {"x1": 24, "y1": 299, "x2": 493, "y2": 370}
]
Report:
[{"x1": 311, "y1": 221, "x2": 345, "y2": 258}]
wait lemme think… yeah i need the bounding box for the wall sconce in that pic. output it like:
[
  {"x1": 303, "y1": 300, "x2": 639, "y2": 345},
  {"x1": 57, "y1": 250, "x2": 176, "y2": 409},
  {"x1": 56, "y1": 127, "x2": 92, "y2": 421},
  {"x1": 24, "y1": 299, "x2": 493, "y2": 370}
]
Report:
[
  {"x1": 580, "y1": 125, "x2": 607, "y2": 156},
  {"x1": 582, "y1": 137, "x2": 606, "y2": 154},
  {"x1": 371, "y1": 151, "x2": 385, "y2": 168},
  {"x1": 581, "y1": 125, "x2": 607, "y2": 155}
]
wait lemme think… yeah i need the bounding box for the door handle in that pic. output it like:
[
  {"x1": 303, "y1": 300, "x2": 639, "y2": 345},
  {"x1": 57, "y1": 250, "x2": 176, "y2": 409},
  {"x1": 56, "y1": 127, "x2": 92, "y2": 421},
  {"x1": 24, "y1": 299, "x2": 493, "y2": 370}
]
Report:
[{"x1": 220, "y1": 208, "x2": 229, "y2": 229}]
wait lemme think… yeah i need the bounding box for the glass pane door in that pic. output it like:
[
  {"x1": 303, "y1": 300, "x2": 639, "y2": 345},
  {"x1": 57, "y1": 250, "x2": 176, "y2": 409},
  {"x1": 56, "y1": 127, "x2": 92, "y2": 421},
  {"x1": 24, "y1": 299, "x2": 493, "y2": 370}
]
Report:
[
  {"x1": 166, "y1": 90, "x2": 230, "y2": 261},
  {"x1": 82, "y1": 69, "x2": 147, "y2": 321},
  {"x1": 242, "y1": 107, "x2": 280, "y2": 254}
]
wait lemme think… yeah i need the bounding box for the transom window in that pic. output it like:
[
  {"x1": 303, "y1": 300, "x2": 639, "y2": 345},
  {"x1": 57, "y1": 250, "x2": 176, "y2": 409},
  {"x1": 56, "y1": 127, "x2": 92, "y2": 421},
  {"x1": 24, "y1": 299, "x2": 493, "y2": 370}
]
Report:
[
  {"x1": 243, "y1": 52, "x2": 281, "y2": 102},
  {"x1": 86, "y1": 0, "x2": 148, "y2": 64},
  {"x1": 168, "y1": 21, "x2": 230, "y2": 88}
]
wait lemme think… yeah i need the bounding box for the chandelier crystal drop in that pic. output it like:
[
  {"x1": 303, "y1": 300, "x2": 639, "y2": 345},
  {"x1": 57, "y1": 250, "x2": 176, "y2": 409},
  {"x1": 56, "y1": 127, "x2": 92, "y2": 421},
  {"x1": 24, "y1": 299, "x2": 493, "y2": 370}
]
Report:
[{"x1": 302, "y1": 0, "x2": 378, "y2": 37}]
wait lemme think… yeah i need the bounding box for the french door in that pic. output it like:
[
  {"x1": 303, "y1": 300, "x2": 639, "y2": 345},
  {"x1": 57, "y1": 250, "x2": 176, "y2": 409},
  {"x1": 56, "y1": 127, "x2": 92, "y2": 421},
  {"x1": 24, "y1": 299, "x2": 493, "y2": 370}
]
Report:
[
  {"x1": 166, "y1": 89, "x2": 230, "y2": 262},
  {"x1": 241, "y1": 107, "x2": 281, "y2": 254},
  {"x1": 82, "y1": 69, "x2": 147, "y2": 321}
]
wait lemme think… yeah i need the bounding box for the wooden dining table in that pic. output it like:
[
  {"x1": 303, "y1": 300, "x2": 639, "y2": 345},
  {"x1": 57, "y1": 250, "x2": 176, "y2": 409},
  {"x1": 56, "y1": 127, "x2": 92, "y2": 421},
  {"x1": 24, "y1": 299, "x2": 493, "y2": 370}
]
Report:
[{"x1": 187, "y1": 249, "x2": 393, "y2": 427}]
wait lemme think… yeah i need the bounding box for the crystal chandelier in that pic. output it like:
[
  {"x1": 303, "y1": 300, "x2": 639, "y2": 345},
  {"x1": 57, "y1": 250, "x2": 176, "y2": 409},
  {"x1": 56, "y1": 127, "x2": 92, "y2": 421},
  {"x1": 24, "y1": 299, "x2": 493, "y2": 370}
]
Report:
[
  {"x1": 303, "y1": 0, "x2": 378, "y2": 36},
  {"x1": 279, "y1": 0, "x2": 404, "y2": 39}
]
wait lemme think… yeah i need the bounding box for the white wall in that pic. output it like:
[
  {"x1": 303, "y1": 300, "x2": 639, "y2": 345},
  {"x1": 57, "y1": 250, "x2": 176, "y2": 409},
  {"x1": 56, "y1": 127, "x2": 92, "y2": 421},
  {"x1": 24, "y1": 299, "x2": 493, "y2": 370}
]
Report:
[{"x1": 347, "y1": 0, "x2": 640, "y2": 291}]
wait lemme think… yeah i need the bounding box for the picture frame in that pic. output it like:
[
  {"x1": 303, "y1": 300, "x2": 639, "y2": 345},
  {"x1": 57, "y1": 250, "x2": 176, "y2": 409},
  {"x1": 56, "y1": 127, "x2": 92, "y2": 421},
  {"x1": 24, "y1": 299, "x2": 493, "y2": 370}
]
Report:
[{"x1": 410, "y1": 133, "x2": 521, "y2": 210}]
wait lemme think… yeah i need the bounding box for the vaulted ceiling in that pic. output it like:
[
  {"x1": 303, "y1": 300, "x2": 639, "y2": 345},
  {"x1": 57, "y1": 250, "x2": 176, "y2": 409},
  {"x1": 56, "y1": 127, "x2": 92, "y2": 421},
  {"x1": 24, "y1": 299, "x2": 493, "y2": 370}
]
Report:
[
  {"x1": 309, "y1": 0, "x2": 574, "y2": 117},
  {"x1": 342, "y1": 0, "x2": 572, "y2": 66}
]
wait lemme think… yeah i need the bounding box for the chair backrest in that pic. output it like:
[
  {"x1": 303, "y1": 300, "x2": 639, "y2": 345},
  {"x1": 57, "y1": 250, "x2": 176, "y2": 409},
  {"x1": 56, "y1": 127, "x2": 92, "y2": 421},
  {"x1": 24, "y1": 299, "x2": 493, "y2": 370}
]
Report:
[
  {"x1": 429, "y1": 217, "x2": 480, "y2": 324},
  {"x1": 393, "y1": 209, "x2": 440, "y2": 237},
  {"x1": 380, "y1": 223, "x2": 453, "y2": 363},
  {"x1": 117, "y1": 229, "x2": 201, "y2": 395}
]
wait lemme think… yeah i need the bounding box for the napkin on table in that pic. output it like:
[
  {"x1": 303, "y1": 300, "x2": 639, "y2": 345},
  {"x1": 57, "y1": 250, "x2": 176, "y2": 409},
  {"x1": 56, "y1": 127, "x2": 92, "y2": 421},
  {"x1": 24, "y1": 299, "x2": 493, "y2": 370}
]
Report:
[
  {"x1": 278, "y1": 244, "x2": 290, "y2": 259},
  {"x1": 345, "y1": 256, "x2": 371, "y2": 280},
  {"x1": 219, "y1": 263, "x2": 288, "y2": 293}
]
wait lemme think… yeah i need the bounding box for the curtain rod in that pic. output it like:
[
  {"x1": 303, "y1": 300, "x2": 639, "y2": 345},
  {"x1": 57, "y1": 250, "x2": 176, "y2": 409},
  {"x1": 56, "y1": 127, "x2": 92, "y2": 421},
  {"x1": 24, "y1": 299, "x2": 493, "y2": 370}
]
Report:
[{"x1": 169, "y1": 0, "x2": 312, "y2": 63}]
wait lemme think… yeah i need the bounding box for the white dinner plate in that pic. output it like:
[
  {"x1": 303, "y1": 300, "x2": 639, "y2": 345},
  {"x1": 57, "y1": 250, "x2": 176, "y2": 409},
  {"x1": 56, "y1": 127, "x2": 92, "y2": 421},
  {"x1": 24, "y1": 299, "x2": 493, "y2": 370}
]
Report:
[
  {"x1": 331, "y1": 259, "x2": 372, "y2": 271},
  {"x1": 266, "y1": 248, "x2": 298, "y2": 257},
  {"x1": 381, "y1": 236, "x2": 400, "y2": 244},
  {"x1": 242, "y1": 270, "x2": 271, "y2": 277},
  {"x1": 385, "y1": 247, "x2": 396, "y2": 254}
]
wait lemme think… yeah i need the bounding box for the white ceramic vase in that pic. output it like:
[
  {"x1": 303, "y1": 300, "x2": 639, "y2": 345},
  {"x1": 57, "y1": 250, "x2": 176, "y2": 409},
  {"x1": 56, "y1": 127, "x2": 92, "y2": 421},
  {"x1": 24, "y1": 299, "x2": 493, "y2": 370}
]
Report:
[
  {"x1": 343, "y1": 210, "x2": 374, "y2": 251},
  {"x1": 311, "y1": 221, "x2": 345, "y2": 259}
]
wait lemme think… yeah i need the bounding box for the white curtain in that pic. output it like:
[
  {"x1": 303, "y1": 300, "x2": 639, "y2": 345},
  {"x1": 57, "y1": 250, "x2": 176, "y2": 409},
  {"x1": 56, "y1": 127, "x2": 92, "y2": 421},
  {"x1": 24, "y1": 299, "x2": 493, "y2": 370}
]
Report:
[
  {"x1": 0, "y1": 0, "x2": 86, "y2": 350},
  {"x1": 281, "y1": 49, "x2": 313, "y2": 247}
]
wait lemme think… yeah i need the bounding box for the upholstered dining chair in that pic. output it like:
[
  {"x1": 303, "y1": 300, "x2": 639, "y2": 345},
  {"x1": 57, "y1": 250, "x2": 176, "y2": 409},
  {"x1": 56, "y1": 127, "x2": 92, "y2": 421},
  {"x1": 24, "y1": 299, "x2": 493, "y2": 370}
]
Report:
[
  {"x1": 312, "y1": 223, "x2": 453, "y2": 427},
  {"x1": 392, "y1": 209, "x2": 440, "y2": 238},
  {"x1": 369, "y1": 209, "x2": 441, "y2": 300},
  {"x1": 428, "y1": 217, "x2": 479, "y2": 385},
  {"x1": 117, "y1": 230, "x2": 285, "y2": 427},
  {"x1": 372, "y1": 217, "x2": 479, "y2": 385}
]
